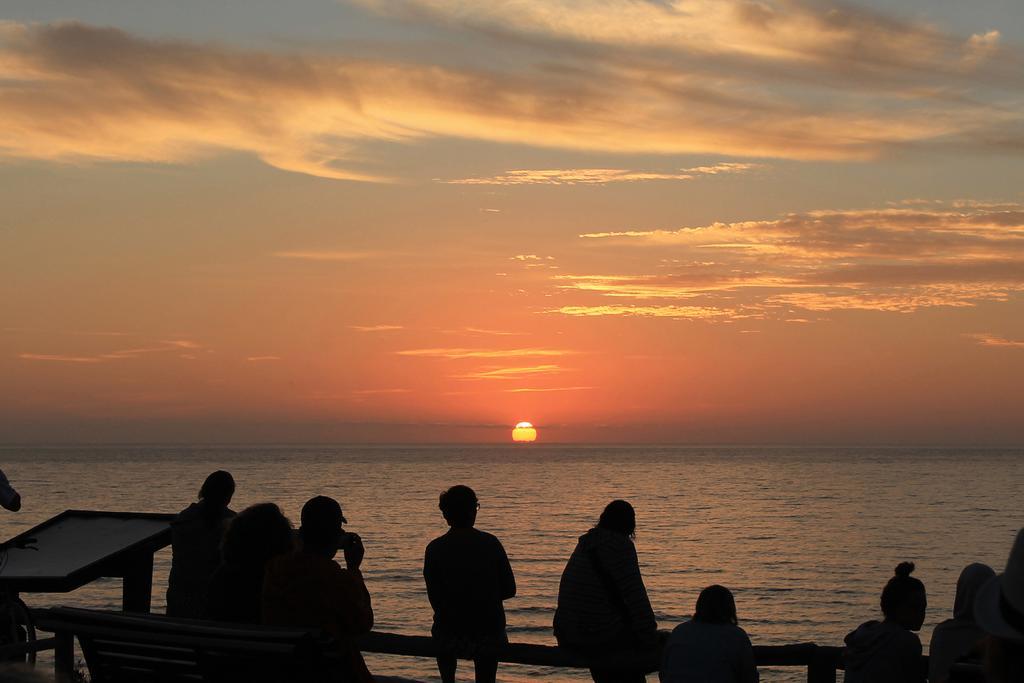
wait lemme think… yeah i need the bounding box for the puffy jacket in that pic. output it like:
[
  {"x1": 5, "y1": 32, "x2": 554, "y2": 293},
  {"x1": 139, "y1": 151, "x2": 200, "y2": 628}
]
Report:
[{"x1": 553, "y1": 527, "x2": 657, "y2": 648}]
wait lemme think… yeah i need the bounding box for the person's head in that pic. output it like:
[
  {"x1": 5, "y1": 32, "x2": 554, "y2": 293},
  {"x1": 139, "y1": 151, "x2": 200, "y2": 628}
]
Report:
[
  {"x1": 881, "y1": 561, "x2": 927, "y2": 630},
  {"x1": 221, "y1": 503, "x2": 293, "y2": 567},
  {"x1": 975, "y1": 528, "x2": 1024, "y2": 681},
  {"x1": 597, "y1": 500, "x2": 635, "y2": 538},
  {"x1": 299, "y1": 495, "x2": 347, "y2": 557},
  {"x1": 199, "y1": 471, "x2": 235, "y2": 510},
  {"x1": 439, "y1": 485, "x2": 478, "y2": 528},
  {"x1": 694, "y1": 585, "x2": 738, "y2": 625},
  {"x1": 953, "y1": 562, "x2": 996, "y2": 621}
]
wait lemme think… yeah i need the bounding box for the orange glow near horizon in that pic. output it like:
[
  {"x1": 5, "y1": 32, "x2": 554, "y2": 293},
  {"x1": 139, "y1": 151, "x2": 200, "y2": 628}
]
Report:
[{"x1": 512, "y1": 422, "x2": 538, "y2": 443}]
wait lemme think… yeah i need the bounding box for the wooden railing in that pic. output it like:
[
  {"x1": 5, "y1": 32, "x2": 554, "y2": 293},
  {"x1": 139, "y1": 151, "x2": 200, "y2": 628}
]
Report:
[
  {"x1": 360, "y1": 631, "x2": 846, "y2": 683},
  {"x1": 33, "y1": 610, "x2": 983, "y2": 683}
]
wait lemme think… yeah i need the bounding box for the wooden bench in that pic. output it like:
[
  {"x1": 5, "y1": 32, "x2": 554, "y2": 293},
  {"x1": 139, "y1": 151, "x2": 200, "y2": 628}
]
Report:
[{"x1": 34, "y1": 607, "x2": 335, "y2": 683}]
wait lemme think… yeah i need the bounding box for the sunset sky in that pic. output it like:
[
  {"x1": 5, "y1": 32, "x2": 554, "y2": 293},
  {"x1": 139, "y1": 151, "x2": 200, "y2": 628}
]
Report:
[{"x1": 2, "y1": 0, "x2": 1023, "y2": 444}]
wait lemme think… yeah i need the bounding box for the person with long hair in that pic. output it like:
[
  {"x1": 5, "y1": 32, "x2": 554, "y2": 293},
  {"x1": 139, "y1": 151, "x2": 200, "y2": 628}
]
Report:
[
  {"x1": 554, "y1": 500, "x2": 658, "y2": 683},
  {"x1": 204, "y1": 503, "x2": 293, "y2": 623},
  {"x1": 843, "y1": 562, "x2": 927, "y2": 683},
  {"x1": 166, "y1": 470, "x2": 236, "y2": 618},
  {"x1": 660, "y1": 585, "x2": 758, "y2": 682}
]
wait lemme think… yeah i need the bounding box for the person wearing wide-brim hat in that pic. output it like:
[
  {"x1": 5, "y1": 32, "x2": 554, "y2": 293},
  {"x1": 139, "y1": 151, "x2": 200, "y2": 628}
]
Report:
[{"x1": 974, "y1": 528, "x2": 1024, "y2": 682}]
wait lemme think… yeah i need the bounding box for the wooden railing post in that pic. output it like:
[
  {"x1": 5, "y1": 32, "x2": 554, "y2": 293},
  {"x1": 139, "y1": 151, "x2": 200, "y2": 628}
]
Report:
[
  {"x1": 122, "y1": 551, "x2": 155, "y2": 613},
  {"x1": 54, "y1": 630, "x2": 75, "y2": 683},
  {"x1": 807, "y1": 645, "x2": 839, "y2": 683}
]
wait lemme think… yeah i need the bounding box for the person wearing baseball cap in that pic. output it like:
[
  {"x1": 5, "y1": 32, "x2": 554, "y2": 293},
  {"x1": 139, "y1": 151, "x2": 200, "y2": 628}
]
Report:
[
  {"x1": 262, "y1": 495, "x2": 374, "y2": 683},
  {"x1": 974, "y1": 528, "x2": 1024, "y2": 682}
]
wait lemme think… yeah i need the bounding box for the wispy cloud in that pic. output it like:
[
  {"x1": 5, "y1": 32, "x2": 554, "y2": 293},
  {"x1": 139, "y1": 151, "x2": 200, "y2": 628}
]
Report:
[
  {"x1": 552, "y1": 305, "x2": 727, "y2": 319},
  {"x1": 503, "y1": 386, "x2": 594, "y2": 393},
  {"x1": 445, "y1": 163, "x2": 759, "y2": 185},
  {"x1": 246, "y1": 356, "x2": 281, "y2": 361},
  {"x1": 274, "y1": 251, "x2": 379, "y2": 261},
  {"x1": 455, "y1": 364, "x2": 564, "y2": 380},
  {"x1": 965, "y1": 333, "x2": 1024, "y2": 348},
  {"x1": 18, "y1": 340, "x2": 204, "y2": 364},
  {"x1": 460, "y1": 327, "x2": 525, "y2": 337},
  {"x1": 18, "y1": 353, "x2": 102, "y2": 364},
  {"x1": 563, "y1": 203, "x2": 1024, "y2": 316},
  {"x1": 351, "y1": 388, "x2": 413, "y2": 395},
  {"x1": 0, "y1": 18, "x2": 1020, "y2": 183},
  {"x1": 351, "y1": 324, "x2": 404, "y2": 332},
  {"x1": 397, "y1": 347, "x2": 574, "y2": 359}
]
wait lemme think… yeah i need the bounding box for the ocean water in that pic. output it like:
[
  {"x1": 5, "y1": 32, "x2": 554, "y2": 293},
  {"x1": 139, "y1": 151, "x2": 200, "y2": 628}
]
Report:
[{"x1": 1, "y1": 445, "x2": 1022, "y2": 682}]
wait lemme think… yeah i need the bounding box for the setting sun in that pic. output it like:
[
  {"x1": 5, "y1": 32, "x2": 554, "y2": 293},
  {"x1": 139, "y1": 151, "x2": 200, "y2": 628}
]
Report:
[{"x1": 512, "y1": 422, "x2": 537, "y2": 443}]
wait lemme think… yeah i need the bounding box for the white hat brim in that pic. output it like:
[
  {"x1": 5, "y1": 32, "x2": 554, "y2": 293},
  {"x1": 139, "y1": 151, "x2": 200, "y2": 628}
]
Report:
[{"x1": 975, "y1": 574, "x2": 1024, "y2": 642}]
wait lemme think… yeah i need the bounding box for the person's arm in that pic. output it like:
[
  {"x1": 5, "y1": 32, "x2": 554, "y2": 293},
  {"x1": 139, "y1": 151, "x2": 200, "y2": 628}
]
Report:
[
  {"x1": 602, "y1": 541, "x2": 657, "y2": 639},
  {"x1": 735, "y1": 629, "x2": 760, "y2": 683},
  {"x1": 496, "y1": 539, "x2": 516, "y2": 600},
  {"x1": 423, "y1": 544, "x2": 443, "y2": 612},
  {"x1": 332, "y1": 567, "x2": 374, "y2": 635},
  {"x1": 905, "y1": 634, "x2": 925, "y2": 683}
]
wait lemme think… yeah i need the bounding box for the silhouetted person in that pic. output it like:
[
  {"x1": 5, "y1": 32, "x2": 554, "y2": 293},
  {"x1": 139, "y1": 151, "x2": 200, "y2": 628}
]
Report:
[
  {"x1": 928, "y1": 563, "x2": 995, "y2": 683},
  {"x1": 843, "y1": 562, "x2": 927, "y2": 683},
  {"x1": 660, "y1": 585, "x2": 758, "y2": 683},
  {"x1": 974, "y1": 529, "x2": 1024, "y2": 683},
  {"x1": 262, "y1": 496, "x2": 373, "y2": 683},
  {"x1": 204, "y1": 503, "x2": 294, "y2": 624},
  {"x1": 0, "y1": 469, "x2": 20, "y2": 512},
  {"x1": 554, "y1": 500, "x2": 658, "y2": 683},
  {"x1": 424, "y1": 485, "x2": 516, "y2": 683},
  {"x1": 166, "y1": 470, "x2": 236, "y2": 617}
]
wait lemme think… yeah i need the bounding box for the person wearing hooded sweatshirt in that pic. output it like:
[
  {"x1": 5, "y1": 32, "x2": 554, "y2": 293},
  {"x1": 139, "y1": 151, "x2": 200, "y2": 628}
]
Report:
[
  {"x1": 554, "y1": 500, "x2": 658, "y2": 683},
  {"x1": 166, "y1": 470, "x2": 236, "y2": 617},
  {"x1": 927, "y1": 562, "x2": 995, "y2": 683},
  {"x1": 974, "y1": 528, "x2": 1024, "y2": 683},
  {"x1": 843, "y1": 562, "x2": 927, "y2": 683}
]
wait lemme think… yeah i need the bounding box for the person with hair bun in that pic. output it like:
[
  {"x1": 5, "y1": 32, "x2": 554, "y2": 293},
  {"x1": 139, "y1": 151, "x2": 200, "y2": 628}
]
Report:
[{"x1": 843, "y1": 562, "x2": 927, "y2": 683}]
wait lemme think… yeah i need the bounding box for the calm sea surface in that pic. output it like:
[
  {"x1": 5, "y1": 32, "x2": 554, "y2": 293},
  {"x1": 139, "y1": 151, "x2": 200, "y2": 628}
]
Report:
[{"x1": 1, "y1": 446, "x2": 1021, "y2": 682}]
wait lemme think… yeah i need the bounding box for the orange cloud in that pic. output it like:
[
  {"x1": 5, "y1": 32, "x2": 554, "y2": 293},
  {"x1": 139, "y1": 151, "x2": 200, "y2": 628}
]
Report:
[
  {"x1": 1, "y1": 20, "x2": 1019, "y2": 182},
  {"x1": 445, "y1": 163, "x2": 759, "y2": 185},
  {"x1": 275, "y1": 251, "x2": 380, "y2": 261},
  {"x1": 18, "y1": 339, "x2": 205, "y2": 363},
  {"x1": 351, "y1": 325, "x2": 404, "y2": 332},
  {"x1": 455, "y1": 365, "x2": 564, "y2": 380},
  {"x1": 965, "y1": 333, "x2": 1024, "y2": 348},
  {"x1": 396, "y1": 347, "x2": 574, "y2": 359},
  {"x1": 561, "y1": 203, "x2": 1024, "y2": 316}
]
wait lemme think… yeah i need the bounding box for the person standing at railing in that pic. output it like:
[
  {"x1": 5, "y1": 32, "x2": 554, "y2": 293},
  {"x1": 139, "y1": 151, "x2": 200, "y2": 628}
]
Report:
[
  {"x1": 424, "y1": 485, "x2": 516, "y2": 683},
  {"x1": 553, "y1": 500, "x2": 659, "y2": 683},
  {"x1": 659, "y1": 585, "x2": 758, "y2": 683},
  {"x1": 0, "y1": 469, "x2": 21, "y2": 512},
  {"x1": 843, "y1": 562, "x2": 927, "y2": 683},
  {"x1": 166, "y1": 471, "x2": 237, "y2": 618}
]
